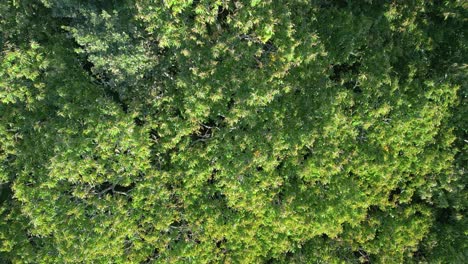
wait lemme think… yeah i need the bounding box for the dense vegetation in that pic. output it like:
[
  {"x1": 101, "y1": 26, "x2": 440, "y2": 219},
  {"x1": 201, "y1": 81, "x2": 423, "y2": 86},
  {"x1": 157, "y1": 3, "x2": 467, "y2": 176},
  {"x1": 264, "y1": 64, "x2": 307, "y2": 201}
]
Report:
[{"x1": 0, "y1": 0, "x2": 466, "y2": 263}]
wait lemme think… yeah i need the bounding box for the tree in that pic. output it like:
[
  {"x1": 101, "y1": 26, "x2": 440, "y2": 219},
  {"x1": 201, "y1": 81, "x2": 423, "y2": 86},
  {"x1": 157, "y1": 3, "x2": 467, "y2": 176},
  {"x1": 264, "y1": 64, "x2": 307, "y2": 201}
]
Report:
[{"x1": 1, "y1": 0, "x2": 466, "y2": 263}]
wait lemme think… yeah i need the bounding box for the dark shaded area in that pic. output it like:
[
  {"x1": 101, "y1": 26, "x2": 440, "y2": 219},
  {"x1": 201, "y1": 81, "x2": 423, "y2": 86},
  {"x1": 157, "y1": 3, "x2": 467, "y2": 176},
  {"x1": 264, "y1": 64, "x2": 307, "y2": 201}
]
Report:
[
  {"x1": 216, "y1": 5, "x2": 230, "y2": 29},
  {"x1": 388, "y1": 187, "x2": 402, "y2": 202},
  {"x1": 330, "y1": 62, "x2": 362, "y2": 94},
  {"x1": 76, "y1": 47, "x2": 130, "y2": 113},
  {"x1": 143, "y1": 248, "x2": 160, "y2": 263},
  {"x1": 315, "y1": 0, "x2": 349, "y2": 9},
  {"x1": 0, "y1": 183, "x2": 12, "y2": 205}
]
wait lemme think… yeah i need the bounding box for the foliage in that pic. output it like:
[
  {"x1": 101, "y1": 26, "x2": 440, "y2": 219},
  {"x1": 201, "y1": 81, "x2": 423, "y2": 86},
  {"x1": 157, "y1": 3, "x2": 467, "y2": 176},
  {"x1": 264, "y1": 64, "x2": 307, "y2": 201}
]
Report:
[{"x1": 0, "y1": 0, "x2": 466, "y2": 263}]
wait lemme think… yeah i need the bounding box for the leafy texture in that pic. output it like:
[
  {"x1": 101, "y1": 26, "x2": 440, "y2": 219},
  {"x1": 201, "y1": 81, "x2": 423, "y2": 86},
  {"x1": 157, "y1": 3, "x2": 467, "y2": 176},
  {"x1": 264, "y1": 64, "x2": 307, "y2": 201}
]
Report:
[{"x1": 0, "y1": 0, "x2": 466, "y2": 263}]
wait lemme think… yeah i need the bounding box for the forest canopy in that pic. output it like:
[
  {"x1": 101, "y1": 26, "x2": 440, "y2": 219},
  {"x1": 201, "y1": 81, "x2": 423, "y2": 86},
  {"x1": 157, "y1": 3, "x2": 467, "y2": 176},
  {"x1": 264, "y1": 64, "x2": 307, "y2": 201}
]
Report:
[{"x1": 0, "y1": 0, "x2": 466, "y2": 263}]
